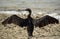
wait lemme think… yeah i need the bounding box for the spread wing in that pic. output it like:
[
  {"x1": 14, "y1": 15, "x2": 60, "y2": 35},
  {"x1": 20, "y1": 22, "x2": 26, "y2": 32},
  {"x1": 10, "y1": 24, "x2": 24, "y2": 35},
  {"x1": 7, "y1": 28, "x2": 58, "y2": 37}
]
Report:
[
  {"x1": 33, "y1": 15, "x2": 59, "y2": 28},
  {"x1": 2, "y1": 15, "x2": 24, "y2": 27}
]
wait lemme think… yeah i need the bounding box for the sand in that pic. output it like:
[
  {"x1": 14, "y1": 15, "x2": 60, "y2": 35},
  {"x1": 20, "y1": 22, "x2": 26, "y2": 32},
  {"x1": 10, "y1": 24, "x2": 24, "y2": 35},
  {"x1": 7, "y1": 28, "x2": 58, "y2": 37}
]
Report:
[{"x1": 0, "y1": 14, "x2": 60, "y2": 39}]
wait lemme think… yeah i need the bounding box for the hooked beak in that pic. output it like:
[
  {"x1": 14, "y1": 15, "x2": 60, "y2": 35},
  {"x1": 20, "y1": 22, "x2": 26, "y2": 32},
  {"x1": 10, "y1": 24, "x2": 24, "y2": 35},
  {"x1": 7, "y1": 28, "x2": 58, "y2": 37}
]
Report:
[{"x1": 17, "y1": 9, "x2": 26, "y2": 11}]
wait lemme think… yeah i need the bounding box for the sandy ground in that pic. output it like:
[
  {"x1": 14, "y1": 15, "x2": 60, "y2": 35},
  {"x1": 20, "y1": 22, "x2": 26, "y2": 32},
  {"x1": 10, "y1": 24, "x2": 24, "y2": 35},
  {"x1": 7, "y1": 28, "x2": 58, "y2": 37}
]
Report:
[{"x1": 0, "y1": 14, "x2": 60, "y2": 39}]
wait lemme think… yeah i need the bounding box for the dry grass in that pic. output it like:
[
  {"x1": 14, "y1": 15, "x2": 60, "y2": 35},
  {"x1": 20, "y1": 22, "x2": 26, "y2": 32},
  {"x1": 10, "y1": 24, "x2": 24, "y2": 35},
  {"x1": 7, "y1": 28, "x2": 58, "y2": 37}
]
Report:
[{"x1": 0, "y1": 14, "x2": 60, "y2": 39}]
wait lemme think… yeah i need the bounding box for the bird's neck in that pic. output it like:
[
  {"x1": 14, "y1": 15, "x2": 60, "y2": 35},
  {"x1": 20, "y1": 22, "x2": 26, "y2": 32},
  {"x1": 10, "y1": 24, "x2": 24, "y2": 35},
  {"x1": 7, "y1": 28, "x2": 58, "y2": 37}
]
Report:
[
  {"x1": 28, "y1": 13, "x2": 31, "y2": 17},
  {"x1": 28, "y1": 15, "x2": 30, "y2": 18}
]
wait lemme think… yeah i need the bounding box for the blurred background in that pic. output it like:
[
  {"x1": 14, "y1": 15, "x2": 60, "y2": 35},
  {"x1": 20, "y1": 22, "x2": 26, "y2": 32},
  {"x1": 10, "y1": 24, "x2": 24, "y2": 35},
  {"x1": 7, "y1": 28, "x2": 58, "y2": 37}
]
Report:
[{"x1": 0, "y1": 0, "x2": 60, "y2": 11}]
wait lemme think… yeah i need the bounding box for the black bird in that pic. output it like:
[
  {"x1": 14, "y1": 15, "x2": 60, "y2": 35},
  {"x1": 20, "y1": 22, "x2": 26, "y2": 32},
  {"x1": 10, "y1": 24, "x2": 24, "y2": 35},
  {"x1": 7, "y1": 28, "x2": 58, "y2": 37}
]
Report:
[
  {"x1": 2, "y1": 8, "x2": 34, "y2": 39},
  {"x1": 2, "y1": 8, "x2": 59, "y2": 39}
]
